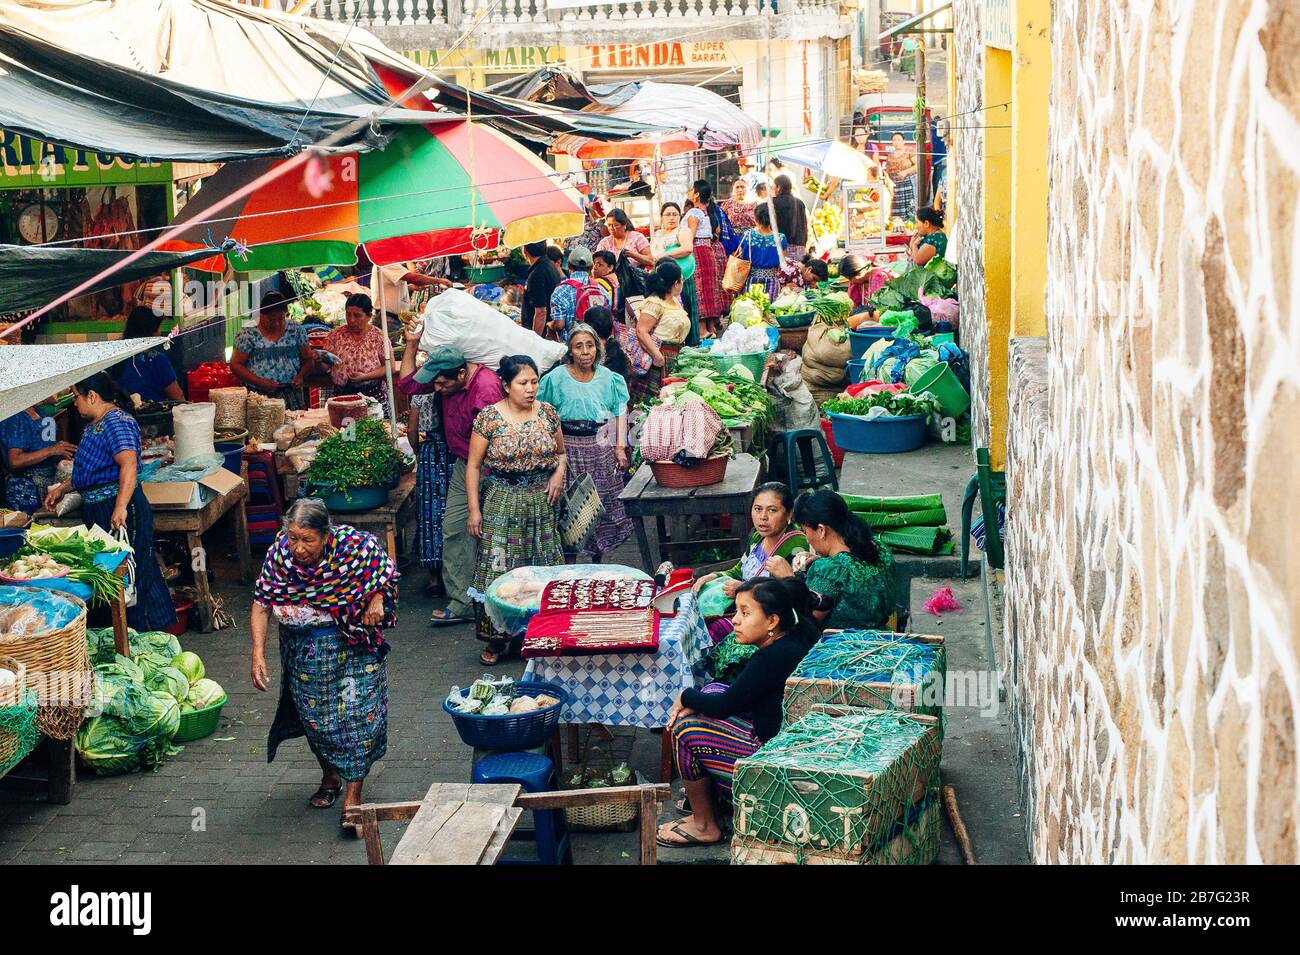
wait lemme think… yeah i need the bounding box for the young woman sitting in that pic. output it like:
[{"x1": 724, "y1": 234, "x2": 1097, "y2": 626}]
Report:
[
  {"x1": 766, "y1": 488, "x2": 898, "y2": 631},
  {"x1": 656, "y1": 578, "x2": 816, "y2": 849}
]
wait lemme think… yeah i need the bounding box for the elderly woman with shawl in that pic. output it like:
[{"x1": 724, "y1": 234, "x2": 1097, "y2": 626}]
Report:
[{"x1": 250, "y1": 498, "x2": 399, "y2": 836}]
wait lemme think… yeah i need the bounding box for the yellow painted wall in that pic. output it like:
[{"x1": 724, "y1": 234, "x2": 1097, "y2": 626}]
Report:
[
  {"x1": 983, "y1": 48, "x2": 1013, "y2": 469},
  {"x1": 1010, "y1": 0, "x2": 1051, "y2": 339}
]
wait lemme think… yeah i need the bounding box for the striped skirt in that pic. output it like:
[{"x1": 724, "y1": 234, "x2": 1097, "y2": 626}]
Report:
[
  {"x1": 672, "y1": 684, "x2": 759, "y2": 795},
  {"x1": 415, "y1": 431, "x2": 454, "y2": 568},
  {"x1": 682, "y1": 276, "x2": 700, "y2": 346},
  {"x1": 267, "y1": 624, "x2": 388, "y2": 782},
  {"x1": 563, "y1": 432, "x2": 633, "y2": 558},
  {"x1": 692, "y1": 238, "x2": 725, "y2": 320},
  {"x1": 629, "y1": 342, "x2": 679, "y2": 406},
  {"x1": 747, "y1": 265, "x2": 783, "y2": 302},
  {"x1": 471, "y1": 470, "x2": 563, "y2": 602}
]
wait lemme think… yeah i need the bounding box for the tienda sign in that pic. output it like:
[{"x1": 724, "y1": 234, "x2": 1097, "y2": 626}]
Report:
[{"x1": 586, "y1": 42, "x2": 733, "y2": 70}]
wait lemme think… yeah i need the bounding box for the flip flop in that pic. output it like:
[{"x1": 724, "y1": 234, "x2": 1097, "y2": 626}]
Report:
[
  {"x1": 480, "y1": 647, "x2": 513, "y2": 667},
  {"x1": 429, "y1": 608, "x2": 467, "y2": 627},
  {"x1": 656, "y1": 821, "x2": 725, "y2": 849},
  {"x1": 309, "y1": 785, "x2": 341, "y2": 809}
]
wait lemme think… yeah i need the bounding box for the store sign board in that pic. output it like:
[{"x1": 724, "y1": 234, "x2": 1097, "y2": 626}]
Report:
[
  {"x1": 0, "y1": 131, "x2": 171, "y2": 187},
  {"x1": 586, "y1": 42, "x2": 734, "y2": 71},
  {"x1": 402, "y1": 47, "x2": 564, "y2": 73},
  {"x1": 983, "y1": 0, "x2": 1014, "y2": 50}
]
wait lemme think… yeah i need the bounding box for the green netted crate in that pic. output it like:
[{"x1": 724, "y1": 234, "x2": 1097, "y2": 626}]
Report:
[
  {"x1": 783, "y1": 631, "x2": 946, "y2": 726},
  {"x1": 0, "y1": 687, "x2": 39, "y2": 776},
  {"x1": 731, "y1": 708, "x2": 941, "y2": 865}
]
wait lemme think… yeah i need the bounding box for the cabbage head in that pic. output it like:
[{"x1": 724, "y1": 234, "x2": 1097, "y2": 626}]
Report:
[
  {"x1": 75, "y1": 715, "x2": 143, "y2": 776},
  {"x1": 126, "y1": 690, "x2": 181, "y2": 740},
  {"x1": 171, "y1": 651, "x2": 205, "y2": 684},
  {"x1": 130, "y1": 630, "x2": 182, "y2": 660},
  {"x1": 147, "y1": 666, "x2": 190, "y2": 705},
  {"x1": 186, "y1": 678, "x2": 226, "y2": 711}
]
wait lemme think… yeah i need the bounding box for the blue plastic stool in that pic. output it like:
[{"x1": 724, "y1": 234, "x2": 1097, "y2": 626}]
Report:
[{"x1": 471, "y1": 752, "x2": 573, "y2": 865}]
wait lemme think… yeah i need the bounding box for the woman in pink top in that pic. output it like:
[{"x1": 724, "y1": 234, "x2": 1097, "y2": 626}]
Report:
[
  {"x1": 597, "y1": 208, "x2": 655, "y2": 268},
  {"x1": 323, "y1": 293, "x2": 392, "y2": 414}
]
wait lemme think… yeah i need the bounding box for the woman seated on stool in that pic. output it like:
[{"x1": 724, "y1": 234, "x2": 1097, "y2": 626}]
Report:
[
  {"x1": 766, "y1": 488, "x2": 898, "y2": 631},
  {"x1": 657, "y1": 578, "x2": 816, "y2": 848},
  {"x1": 692, "y1": 481, "x2": 807, "y2": 649}
]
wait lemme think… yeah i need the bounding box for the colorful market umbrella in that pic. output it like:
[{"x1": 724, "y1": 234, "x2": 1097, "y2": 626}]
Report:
[
  {"x1": 164, "y1": 123, "x2": 584, "y2": 271},
  {"x1": 777, "y1": 139, "x2": 882, "y2": 182}
]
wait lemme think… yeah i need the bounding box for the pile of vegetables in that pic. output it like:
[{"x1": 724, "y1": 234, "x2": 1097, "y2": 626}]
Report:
[
  {"x1": 868, "y1": 258, "x2": 958, "y2": 312},
  {"x1": 807, "y1": 289, "x2": 854, "y2": 327},
  {"x1": 823, "y1": 390, "x2": 943, "y2": 421},
  {"x1": 306, "y1": 417, "x2": 404, "y2": 493},
  {"x1": 77, "y1": 627, "x2": 226, "y2": 776},
  {"x1": 728, "y1": 285, "x2": 772, "y2": 328},
  {"x1": 658, "y1": 360, "x2": 775, "y2": 430},
  {"x1": 6, "y1": 523, "x2": 131, "y2": 605},
  {"x1": 447, "y1": 676, "x2": 559, "y2": 716}
]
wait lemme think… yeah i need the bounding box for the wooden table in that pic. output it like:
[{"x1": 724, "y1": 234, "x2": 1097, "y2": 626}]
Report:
[
  {"x1": 346, "y1": 781, "x2": 671, "y2": 865},
  {"x1": 619, "y1": 453, "x2": 764, "y2": 572},
  {"x1": 151, "y1": 475, "x2": 251, "y2": 631},
  {"x1": 340, "y1": 473, "x2": 417, "y2": 561}
]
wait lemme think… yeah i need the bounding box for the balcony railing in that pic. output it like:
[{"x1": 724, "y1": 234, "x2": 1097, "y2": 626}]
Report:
[{"x1": 309, "y1": 0, "x2": 846, "y2": 28}]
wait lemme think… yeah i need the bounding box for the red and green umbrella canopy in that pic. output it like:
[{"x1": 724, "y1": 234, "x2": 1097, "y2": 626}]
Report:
[{"x1": 165, "y1": 123, "x2": 583, "y2": 271}]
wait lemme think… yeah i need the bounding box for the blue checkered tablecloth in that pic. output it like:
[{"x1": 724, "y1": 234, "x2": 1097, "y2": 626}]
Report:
[{"x1": 521, "y1": 594, "x2": 712, "y2": 729}]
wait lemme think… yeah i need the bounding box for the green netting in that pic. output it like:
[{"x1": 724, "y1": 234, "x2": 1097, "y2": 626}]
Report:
[
  {"x1": 732, "y1": 709, "x2": 942, "y2": 865},
  {"x1": 0, "y1": 688, "x2": 40, "y2": 776},
  {"x1": 783, "y1": 631, "x2": 947, "y2": 728}
]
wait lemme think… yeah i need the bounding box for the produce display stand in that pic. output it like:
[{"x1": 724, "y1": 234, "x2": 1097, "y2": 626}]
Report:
[
  {"x1": 619, "y1": 453, "x2": 764, "y2": 572},
  {"x1": 39, "y1": 469, "x2": 252, "y2": 632},
  {"x1": 0, "y1": 733, "x2": 76, "y2": 805},
  {"x1": 344, "y1": 781, "x2": 671, "y2": 866}
]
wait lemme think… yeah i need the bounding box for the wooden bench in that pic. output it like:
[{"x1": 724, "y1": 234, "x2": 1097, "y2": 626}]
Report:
[{"x1": 344, "y1": 781, "x2": 671, "y2": 865}]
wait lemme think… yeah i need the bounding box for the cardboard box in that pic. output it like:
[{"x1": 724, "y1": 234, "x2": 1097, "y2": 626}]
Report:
[{"x1": 142, "y1": 466, "x2": 244, "y2": 509}]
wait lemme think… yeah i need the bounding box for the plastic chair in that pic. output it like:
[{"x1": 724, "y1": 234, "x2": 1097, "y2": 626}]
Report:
[
  {"x1": 779, "y1": 428, "x2": 839, "y2": 494},
  {"x1": 960, "y1": 447, "x2": 1007, "y2": 578},
  {"x1": 471, "y1": 752, "x2": 573, "y2": 865}
]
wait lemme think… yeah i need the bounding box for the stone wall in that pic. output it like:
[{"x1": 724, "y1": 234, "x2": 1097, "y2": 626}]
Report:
[
  {"x1": 951, "y1": 0, "x2": 988, "y2": 449},
  {"x1": 1002, "y1": 0, "x2": 1300, "y2": 863}
]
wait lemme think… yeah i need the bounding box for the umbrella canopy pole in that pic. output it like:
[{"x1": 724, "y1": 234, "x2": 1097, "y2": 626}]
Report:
[{"x1": 377, "y1": 271, "x2": 399, "y2": 432}]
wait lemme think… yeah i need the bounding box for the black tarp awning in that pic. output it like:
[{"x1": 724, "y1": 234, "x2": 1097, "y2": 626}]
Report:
[
  {"x1": 0, "y1": 243, "x2": 224, "y2": 316},
  {"x1": 484, "y1": 68, "x2": 642, "y2": 111},
  {"x1": 0, "y1": 0, "x2": 667, "y2": 160}
]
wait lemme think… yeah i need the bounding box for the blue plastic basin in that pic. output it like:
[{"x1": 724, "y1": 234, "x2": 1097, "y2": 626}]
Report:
[
  {"x1": 826, "y1": 412, "x2": 927, "y2": 454},
  {"x1": 849, "y1": 326, "x2": 899, "y2": 360}
]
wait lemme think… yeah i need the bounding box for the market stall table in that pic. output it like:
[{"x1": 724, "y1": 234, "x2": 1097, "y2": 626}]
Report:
[
  {"x1": 336, "y1": 473, "x2": 417, "y2": 561},
  {"x1": 522, "y1": 594, "x2": 712, "y2": 782},
  {"x1": 619, "y1": 452, "x2": 764, "y2": 572}
]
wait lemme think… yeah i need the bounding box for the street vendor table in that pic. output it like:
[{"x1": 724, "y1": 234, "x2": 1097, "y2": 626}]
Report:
[
  {"x1": 522, "y1": 594, "x2": 712, "y2": 781},
  {"x1": 619, "y1": 452, "x2": 764, "y2": 572},
  {"x1": 338, "y1": 473, "x2": 417, "y2": 562},
  {"x1": 150, "y1": 476, "x2": 251, "y2": 632}
]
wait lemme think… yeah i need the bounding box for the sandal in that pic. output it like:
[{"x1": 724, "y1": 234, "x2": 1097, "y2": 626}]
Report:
[
  {"x1": 480, "y1": 647, "x2": 511, "y2": 666},
  {"x1": 309, "y1": 785, "x2": 341, "y2": 809},
  {"x1": 339, "y1": 818, "x2": 361, "y2": 839},
  {"x1": 429, "y1": 608, "x2": 467, "y2": 627},
  {"x1": 655, "y1": 821, "x2": 725, "y2": 849},
  {"x1": 424, "y1": 580, "x2": 446, "y2": 598}
]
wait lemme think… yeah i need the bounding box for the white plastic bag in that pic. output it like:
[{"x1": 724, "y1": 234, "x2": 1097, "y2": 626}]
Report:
[
  {"x1": 115, "y1": 526, "x2": 137, "y2": 608},
  {"x1": 419, "y1": 288, "x2": 566, "y2": 373}
]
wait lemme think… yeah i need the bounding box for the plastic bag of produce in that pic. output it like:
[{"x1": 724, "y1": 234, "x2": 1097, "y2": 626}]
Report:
[{"x1": 697, "y1": 576, "x2": 736, "y2": 618}]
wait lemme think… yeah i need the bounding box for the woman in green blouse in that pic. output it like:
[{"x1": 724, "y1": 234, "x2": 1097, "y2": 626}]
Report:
[
  {"x1": 766, "y1": 489, "x2": 897, "y2": 632},
  {"x1": 909, "y1": 207, "x2": 947, "y2": 267}
]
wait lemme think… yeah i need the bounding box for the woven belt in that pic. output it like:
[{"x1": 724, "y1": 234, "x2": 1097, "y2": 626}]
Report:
[
  {"x1": 561, "y1": 421, "x2": 602, "y2": 437},
  {"x1": 79, "y1": 482, "x2": 120, "y2": 505},
  {"x1": 488, "y1": 469, "x2": 550, "y2": 487},
  {"x1": 281, "y1": 623, "x2": 338, "y2": 639}
]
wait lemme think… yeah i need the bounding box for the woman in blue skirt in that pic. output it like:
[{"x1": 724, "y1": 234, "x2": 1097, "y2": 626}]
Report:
[{"x1": 42, "y1": 372, "x2": 176, "y2": 632}]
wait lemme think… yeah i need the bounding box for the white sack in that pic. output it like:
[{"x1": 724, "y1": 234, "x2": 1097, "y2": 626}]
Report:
[{"x1": 418, "y1": 288, "x2": 566, "y2": 373}]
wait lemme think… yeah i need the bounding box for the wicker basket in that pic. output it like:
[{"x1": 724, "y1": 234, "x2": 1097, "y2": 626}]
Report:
[
  {"x1": 0, "y1": 590, "x2": 91, "y2": 740},
  {"x1": 0, "y1": 653, "x2": 26, "y2": 708},
  {"x1": 649, "y1": 454, "x2": 729, "y2": 489},
  {"x1": 562, "y1": 770, "x2": 641, "y2": 832}
]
